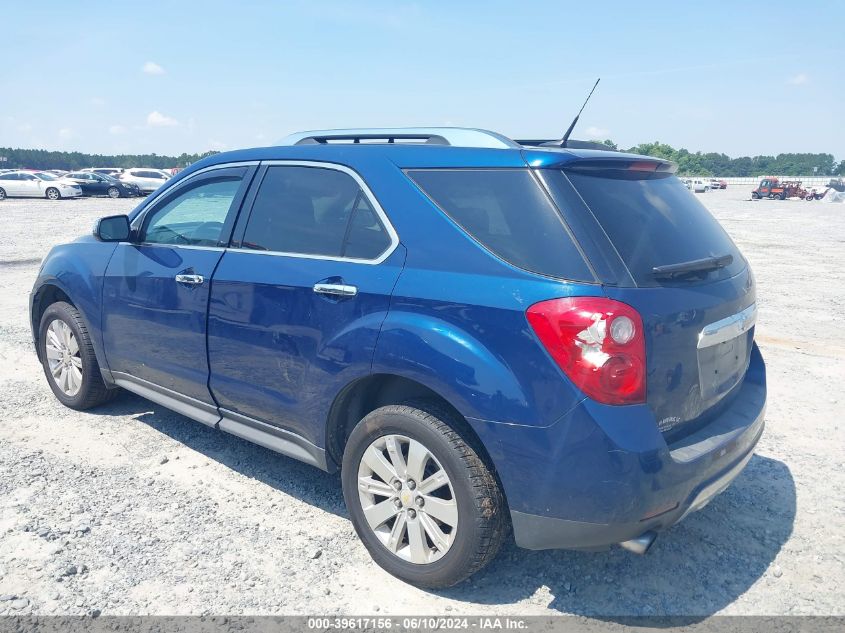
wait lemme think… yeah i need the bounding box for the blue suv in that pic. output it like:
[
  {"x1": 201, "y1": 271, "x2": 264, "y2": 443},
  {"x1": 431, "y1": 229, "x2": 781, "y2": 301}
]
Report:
[{"x1": 30, "y1": 128, "x2": 765, "y2": 587}]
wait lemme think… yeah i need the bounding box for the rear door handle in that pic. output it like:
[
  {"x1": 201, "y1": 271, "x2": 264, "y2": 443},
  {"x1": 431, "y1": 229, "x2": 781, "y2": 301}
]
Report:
[
  {"x1": 175, "y1": 273, "x2": 204, "y2": 286},
  {"x1": 313, "y1": 283, "x2": 358, "y2": 297}
]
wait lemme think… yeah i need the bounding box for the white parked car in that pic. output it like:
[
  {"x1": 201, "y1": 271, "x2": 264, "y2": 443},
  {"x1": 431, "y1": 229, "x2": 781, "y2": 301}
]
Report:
[
  {"x1": 0, "y1": 171, "x2": 82, "y2": 200},
  {"x1": 691, "y1": 179, "x2": 710, "y2": 193},
  {"x1": 119, "y1": 168, "x2": 170, "y2": 194}
]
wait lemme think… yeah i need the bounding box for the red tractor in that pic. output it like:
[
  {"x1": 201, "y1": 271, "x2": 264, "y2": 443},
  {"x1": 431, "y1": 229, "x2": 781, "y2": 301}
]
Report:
[{"x1": 752, "y1": 177, "x2": 811, "y2": 200}]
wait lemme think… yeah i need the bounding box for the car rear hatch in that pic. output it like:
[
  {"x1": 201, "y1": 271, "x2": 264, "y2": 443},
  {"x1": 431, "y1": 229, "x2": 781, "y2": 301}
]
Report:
[{"x1": 537, "y1": 155, "x2": 756, "y2": 437}]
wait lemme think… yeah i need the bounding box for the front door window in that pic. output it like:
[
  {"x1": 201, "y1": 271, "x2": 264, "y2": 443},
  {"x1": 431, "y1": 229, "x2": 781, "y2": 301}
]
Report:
[{"x1": 143, "y1": 178, "x2": 242, "y2": 247}]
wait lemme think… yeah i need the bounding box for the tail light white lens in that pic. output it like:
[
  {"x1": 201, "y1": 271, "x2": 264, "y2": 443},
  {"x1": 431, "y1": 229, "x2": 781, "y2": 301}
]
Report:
[
  {"x1": 526, "y1": 297, "x2": 646, "y2": 405},
  {"x1": 610, "y1": 315, "x2": 635, "y2": 344}
]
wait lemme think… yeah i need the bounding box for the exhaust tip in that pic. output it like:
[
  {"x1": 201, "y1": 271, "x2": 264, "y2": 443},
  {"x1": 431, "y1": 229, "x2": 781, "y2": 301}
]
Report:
[{"x1": 619, "y1": 531, "x2": 657, "y2": 555}]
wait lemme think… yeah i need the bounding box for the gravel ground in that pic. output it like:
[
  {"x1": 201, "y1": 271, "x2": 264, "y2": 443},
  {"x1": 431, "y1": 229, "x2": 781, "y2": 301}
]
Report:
[{"x1": 0, "y1": 190, "x2": 843, "y2": 618}]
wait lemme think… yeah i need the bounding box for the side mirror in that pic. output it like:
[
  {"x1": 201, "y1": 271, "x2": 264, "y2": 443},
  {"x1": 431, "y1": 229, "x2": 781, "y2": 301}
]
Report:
[{"x1": 94, "y1": 215, "x2": 131, "y2": 242}]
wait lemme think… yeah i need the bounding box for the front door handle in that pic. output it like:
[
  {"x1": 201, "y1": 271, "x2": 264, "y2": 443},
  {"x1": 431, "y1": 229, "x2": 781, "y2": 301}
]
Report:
[
  {"x1": 175, "y1": 273, "x2": 204, "y2": 286},
  {"x1": 313, "y1": 283, "x2": 358, "y2": 298}
]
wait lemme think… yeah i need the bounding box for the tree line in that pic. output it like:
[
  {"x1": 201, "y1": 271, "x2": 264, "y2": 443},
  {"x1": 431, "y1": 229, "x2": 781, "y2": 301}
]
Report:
[
  {"x1": 0, "y1": 148, "x2": 220, "y2": 171},
  {"x1": 596, "y1": 140, "x2": 844, "y2": 177},
  {"x1": 2, "y1": 142, "x2": 843, "y2": 177}
]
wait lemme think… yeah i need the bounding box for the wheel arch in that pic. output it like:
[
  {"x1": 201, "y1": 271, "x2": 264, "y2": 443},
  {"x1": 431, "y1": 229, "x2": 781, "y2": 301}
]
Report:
[
  {"x1": 31, "y1": 241, "x2": 118, "y2": 374},
  {"x1": 325, "y1": 373, "x2": 507, "y2": 506},
  {"x1": 31, "y1": 283, "x2": 75, "y2": 360}
]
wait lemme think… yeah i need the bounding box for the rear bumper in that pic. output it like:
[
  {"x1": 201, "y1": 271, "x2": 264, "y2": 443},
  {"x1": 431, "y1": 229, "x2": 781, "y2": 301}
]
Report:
[
  {"x1": 511, "y1": 416, "x2": 762, "y2": 550},
  {"x1": 469, "y1": 343, "x2": 766, "y2": 551}
]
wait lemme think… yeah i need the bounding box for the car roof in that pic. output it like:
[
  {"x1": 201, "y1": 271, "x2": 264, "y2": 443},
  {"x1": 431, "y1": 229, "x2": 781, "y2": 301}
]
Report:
[
  {"x1": 172, "y1": 128, "x2": 674, "y2": 183},
  {"x1": 189, "y1": 143, "x2": 668, "y2": 171}
]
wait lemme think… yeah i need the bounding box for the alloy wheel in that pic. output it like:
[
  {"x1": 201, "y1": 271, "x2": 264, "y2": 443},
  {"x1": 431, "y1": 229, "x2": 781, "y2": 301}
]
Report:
[
  {"x1": 44, "y1": 319, "x2": 83, "y2": 396},
  {"x1": 357, "y1": 434, "x2": 458, "y2": 564}
]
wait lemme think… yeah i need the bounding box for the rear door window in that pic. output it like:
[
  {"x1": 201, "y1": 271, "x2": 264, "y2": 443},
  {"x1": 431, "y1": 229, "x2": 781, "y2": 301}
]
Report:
[
  {"x1": 407, "y1": 169, "x2": 593, "y2": 282},
  {"x1": 561, "y1": 170, "x2": 744, "y2": 286},
  {"x1": 240, "y1": 165, "x2": 393, "y2": 260},
  {"x1": 342, "y1": 195, "x2": 393, "y2": 259}
]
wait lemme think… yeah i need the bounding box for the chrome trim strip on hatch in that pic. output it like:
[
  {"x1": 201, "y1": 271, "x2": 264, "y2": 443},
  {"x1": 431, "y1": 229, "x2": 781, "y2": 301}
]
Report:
[{"x1": 697, "y1": 303, "x2": 757, "y2": 349}]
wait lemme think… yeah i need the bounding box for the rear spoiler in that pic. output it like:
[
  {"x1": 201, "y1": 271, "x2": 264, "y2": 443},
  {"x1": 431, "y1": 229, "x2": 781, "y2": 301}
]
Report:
[
  {"x1": 564, "y1": 158, "x2": 678, "y2": 175},
  {"x1": 522, "y1": 149, "x2": 678, "y2": 175}
]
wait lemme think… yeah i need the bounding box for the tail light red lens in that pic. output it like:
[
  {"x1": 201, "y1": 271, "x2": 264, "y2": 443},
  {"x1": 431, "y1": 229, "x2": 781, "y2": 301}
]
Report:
[{"x1": 526, "y1": 297, "x2": 646, "y2": 405}]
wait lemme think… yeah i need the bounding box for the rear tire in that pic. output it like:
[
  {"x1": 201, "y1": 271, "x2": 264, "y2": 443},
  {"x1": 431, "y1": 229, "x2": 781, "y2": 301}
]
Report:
[
  {"x1": 46, "y1": 187, "x2": 60, "y2": 200},
  {"x1": 107, "y1": 187, "x2": 120, "y2": 198},
  {"x1": 341, "y1": 401, "x2": 506, "y2": 588},
  {"x1": 39, "y1": 301, "x2": 118, "y2": 410},
  {"x1": 0, "y1": 187, "x2": 6, "y2": 200}
]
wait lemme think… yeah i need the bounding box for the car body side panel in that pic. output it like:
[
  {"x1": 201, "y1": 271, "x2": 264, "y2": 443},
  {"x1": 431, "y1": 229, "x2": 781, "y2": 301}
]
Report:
[
  {"x1": 101, "y1": 244, "x2": 224, "y2": 404},
  {"x1": 373, "y1": 268, "x2": 601, "y2": 427},
  {"x1": 1, "y1": 175, "x2": 25, "y2": 196},
  {"x1": 207, "y1": 245, "x2": 407, "y2": 448}
]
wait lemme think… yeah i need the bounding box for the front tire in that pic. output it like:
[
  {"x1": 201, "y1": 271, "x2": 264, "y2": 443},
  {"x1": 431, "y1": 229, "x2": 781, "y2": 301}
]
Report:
[
  {"x1": 107, "y1": 187, "x2": 121, "y2": 198},
  {"x1": 46, "y1": 187, "x2": 61, "y2": 200},
  {"x1": 0, "y1": 187, "x2": 6, "y2": 200},
  {"x1": 39, "y1": 302, "x2": 117, "y2": 410},
  {"x1": 342, "y1": 402, "x2": 506, "y2": 588}
]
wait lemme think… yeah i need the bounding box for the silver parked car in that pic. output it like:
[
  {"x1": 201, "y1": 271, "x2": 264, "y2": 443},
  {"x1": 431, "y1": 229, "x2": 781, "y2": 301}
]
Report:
[
  {"x1": 0, "y1": 171, "x2": 82, "y2": 200},
  {"x1": 118, "y1": 168, "x2": 170, "y2": 194}
]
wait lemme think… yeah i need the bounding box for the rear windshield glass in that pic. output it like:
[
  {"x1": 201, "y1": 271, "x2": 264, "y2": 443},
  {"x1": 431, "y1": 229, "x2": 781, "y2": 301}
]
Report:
[
  {"x1": 563, "y1": 171, "x2": 744, "y2": 285},
  {"x1": 407, "y1": 169, "x2": 594, "y2": 282}
]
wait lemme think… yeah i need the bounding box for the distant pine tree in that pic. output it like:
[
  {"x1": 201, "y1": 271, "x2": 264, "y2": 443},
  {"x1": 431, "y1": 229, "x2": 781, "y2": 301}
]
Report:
[
  {"x1": 0, "y1": 148, "x2": 220, "y2": 171},
  {"x1": 623, "y1": 142, "x2": 837, "y2": 177}
]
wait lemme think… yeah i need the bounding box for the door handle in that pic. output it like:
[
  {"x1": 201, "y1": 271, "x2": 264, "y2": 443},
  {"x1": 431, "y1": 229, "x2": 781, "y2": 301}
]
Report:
[
  {"x1": 175, "y1": 273, "x2": 204, "y2": 286},
  {"x1": 313, "y1": 283, "x2": 358, "y2": 297}
]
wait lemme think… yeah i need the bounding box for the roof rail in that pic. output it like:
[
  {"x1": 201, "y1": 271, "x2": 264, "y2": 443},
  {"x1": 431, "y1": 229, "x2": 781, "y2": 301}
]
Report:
[{"x1": 280, "y1": 127, "x2": 520, "y2": 149}]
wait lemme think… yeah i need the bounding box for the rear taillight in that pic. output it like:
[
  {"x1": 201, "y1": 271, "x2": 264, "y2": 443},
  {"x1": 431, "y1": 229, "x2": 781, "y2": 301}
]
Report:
[{"x1": 526, "y1": 297, "x2": 646, "y2": 405}]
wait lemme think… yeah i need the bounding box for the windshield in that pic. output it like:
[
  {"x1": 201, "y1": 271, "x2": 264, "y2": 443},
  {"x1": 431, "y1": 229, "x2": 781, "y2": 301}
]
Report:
[{"x1": 34, "y1": 172, "x2": 58, "y2": 181}]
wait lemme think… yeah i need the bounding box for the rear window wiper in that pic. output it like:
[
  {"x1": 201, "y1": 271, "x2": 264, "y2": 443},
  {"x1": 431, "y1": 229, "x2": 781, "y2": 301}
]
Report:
[{"x1": 652, "y1": 254, "x2": 733, "y2": 279}]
